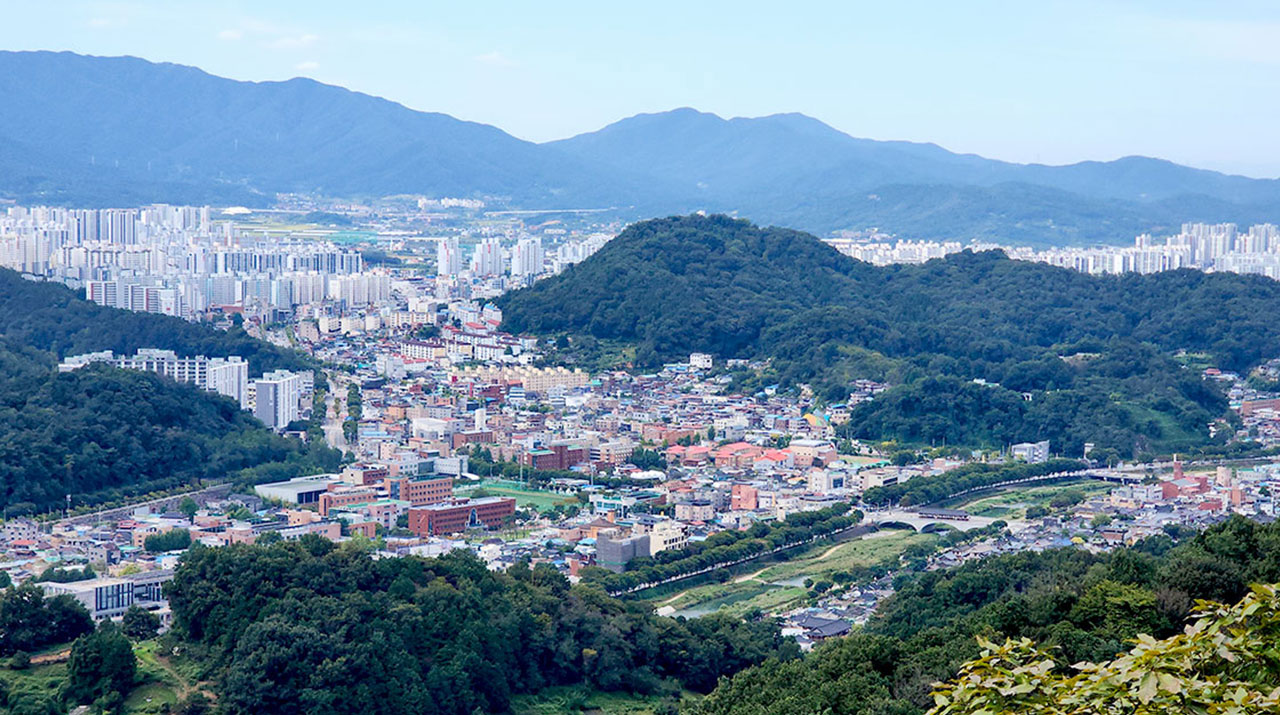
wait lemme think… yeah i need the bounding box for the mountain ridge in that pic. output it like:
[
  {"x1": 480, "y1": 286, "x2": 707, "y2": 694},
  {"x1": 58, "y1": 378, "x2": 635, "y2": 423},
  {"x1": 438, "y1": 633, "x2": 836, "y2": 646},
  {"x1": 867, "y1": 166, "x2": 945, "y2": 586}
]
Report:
[{"x1": 2, "y1": 50, "x2": 1278, "y2": 245}]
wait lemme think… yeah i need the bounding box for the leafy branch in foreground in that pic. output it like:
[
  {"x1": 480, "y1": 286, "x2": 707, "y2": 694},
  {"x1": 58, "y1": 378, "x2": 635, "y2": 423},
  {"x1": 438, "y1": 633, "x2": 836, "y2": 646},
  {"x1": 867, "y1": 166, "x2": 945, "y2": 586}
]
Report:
[{"x1": 929, "y1": 583, "x2": 1280, "y2": 714}]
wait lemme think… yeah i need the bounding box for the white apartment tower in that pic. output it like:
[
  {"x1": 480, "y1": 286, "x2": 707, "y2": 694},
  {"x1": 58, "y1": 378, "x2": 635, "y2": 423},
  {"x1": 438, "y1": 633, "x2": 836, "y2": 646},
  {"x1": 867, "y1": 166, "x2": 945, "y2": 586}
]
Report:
[
  {"x1": 436, "y1": 236, "x2": 464, "y2": 277},
  {"x1": 511, "y1": 237, "x2": 544, "y2": 278},
  {"x1": 253, "y1": 370, "x2": 305, "y2": 430},
  {"x1": 470, "y1": 237, "x2": 504, "y2": 277}
]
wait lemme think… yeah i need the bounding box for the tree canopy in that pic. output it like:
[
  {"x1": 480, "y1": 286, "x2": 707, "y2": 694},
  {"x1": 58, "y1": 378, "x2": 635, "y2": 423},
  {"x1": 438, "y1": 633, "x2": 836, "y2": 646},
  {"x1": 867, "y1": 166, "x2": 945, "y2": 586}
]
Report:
[
  {"x1": 498, "y1": 215, "x2": 1280, "y2": 456},
  {"x1": 165, "y1": 538, "x2": 798, "y2": 715},
  {"x1": 930, "y1": 585, "x2": 1280, "y2": 714},
  {"x1": 0, "y1": 268, "x2": 340, "y2": 512},
  {"x1": 690, "y1": 515, "x2": 1280, "y2": 714}
]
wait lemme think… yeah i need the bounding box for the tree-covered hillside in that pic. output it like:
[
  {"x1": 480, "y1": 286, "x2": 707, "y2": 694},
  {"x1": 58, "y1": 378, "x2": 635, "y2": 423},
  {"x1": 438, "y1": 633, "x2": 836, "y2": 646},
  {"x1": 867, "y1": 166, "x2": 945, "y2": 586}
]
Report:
[
  {"x1": 499, "y1": 214, "x2": 1280, "y2": 456},
  {"x1": 80, "y1": 513, "x2": 1280, "y2": 715},
  {"x1": 0, "y1": 268, "x2": 309, "y2": 375},
  {"x1": 0, "y1": 269, "x2": 338, "y2": 513},
  {"x1": 165, "y1": 539, "x2": 796, "y2": 715},
  {"x1": 690, "y1": 516, "x2": 1280, "y2": 714}
]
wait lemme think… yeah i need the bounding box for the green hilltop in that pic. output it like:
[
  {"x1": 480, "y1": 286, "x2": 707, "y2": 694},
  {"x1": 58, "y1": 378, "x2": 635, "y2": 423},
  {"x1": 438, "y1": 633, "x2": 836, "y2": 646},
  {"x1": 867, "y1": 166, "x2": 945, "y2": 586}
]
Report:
[
  {"x1": 0, "y1": 268, "x2": 338, "y2": 514},
  {"x1": 499, "y1": 214, "x2": 1280, "y2": 458}
]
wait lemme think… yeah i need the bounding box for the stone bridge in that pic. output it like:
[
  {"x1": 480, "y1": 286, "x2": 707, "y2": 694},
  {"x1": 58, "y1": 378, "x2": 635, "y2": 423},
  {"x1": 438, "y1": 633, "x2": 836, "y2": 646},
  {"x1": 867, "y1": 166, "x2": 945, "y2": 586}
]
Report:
[{"x1": 862, "y1": 508, "x2": 1001, "y2": 533}]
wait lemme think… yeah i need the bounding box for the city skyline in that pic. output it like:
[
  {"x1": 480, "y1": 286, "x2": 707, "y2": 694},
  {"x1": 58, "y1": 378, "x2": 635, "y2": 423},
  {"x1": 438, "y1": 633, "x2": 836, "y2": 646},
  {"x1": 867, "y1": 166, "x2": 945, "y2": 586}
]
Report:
[{"x1": 4, "y1": 1, "x2": 1280, "y2": 176}]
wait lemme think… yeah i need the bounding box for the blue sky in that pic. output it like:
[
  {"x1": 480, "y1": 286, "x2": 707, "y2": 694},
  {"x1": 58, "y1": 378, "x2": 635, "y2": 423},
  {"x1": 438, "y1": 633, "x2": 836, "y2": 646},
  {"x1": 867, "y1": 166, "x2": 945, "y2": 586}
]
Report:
[{"x1": 4, "y1": 1, "x2": 1280, "y2": 176}]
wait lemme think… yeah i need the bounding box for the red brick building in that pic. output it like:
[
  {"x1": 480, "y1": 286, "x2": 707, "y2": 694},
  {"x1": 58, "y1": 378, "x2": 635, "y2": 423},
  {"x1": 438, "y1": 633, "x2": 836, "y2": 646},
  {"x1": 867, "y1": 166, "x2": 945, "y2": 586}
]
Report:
[
  {"x1": 407, "y1": 497, "x2": 516, "y2": 537},
  {"x1": 522, "y1": 444, "x2": 588, "y2": 471},
  {"x1": 452, "y1": 430, "x2": 495, "y2": 450},
  {"x1": 384, "y1": 476, "x2": 453, "y2": 506},
  {"x1": 318, "y1": 486, "x2": 379, "y2": 516}
]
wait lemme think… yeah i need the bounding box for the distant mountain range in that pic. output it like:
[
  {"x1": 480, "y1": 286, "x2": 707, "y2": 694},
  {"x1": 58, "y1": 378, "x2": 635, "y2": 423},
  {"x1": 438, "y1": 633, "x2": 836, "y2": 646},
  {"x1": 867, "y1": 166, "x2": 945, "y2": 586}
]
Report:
[{"x1": 3, "y1": 51, "x2": 1279, "y2": 245}]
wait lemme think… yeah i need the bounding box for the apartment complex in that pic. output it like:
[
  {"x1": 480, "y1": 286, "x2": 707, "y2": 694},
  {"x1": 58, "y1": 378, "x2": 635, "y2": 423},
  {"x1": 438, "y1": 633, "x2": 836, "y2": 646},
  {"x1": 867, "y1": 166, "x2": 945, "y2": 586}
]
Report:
[{"x1": 59, "y1": 348, "x2": 250, "y2": 408}]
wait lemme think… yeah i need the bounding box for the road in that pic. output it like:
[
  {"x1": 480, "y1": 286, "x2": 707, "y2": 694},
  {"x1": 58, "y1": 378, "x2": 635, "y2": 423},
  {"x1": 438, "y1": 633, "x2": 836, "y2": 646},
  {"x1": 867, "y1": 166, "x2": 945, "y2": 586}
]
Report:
[
  {"x1": 321, "y1": 377, "x2": 348, "y2": 451},
  {"x1": 55, "y1": 482, "x2": 235, "y2": 528}
]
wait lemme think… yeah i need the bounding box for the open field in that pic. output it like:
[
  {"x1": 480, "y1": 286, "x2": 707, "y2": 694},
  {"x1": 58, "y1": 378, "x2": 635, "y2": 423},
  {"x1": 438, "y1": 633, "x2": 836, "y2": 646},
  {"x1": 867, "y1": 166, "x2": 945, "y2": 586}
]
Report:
[
  {"x1": 937, "y1": 478, "x2": 1114, "y2": 517},
  {"x1": 755, "y1": 530, "x2": 935, "y2": 582},
  {"x1": 457, "y1": 480, "x2": 579, "y2": 511},
  {"x1": 661, "y1": 529, "x2": 934, "y2": 619}
]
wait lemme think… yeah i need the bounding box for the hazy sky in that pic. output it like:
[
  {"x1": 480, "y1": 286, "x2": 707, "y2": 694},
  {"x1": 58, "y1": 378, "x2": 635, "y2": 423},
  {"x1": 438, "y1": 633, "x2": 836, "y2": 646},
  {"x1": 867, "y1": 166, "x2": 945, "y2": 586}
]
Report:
[{"x1": 4, "y1": 1, "x2": 1280, "y2": 176}]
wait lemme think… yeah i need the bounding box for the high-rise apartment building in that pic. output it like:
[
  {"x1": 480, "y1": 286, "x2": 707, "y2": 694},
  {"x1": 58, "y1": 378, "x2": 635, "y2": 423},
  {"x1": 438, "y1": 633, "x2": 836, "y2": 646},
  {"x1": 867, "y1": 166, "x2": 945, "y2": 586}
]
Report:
[
  {"x1": 511, "y1": 237, "x2": 544, "y2": 278},
  {"x1": 58, "y1": 349, "x2": 249, "y2": 407},
  {"x1": 254, "y1": 370, "x2": 306, "y2": 430},
  {"x1": 470, "y1": 237, "x2": 504, "y2": 277},
  {"x1": 436, "y1": 236, "x2": 464, "y2": 276}
]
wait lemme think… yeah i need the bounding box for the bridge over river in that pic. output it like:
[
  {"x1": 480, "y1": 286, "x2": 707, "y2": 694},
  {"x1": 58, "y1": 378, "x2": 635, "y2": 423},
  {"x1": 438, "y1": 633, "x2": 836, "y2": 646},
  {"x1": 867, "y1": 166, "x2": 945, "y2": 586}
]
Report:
[{"x1": 862, "y1": 508, "x2": 1001, "y2": 532}]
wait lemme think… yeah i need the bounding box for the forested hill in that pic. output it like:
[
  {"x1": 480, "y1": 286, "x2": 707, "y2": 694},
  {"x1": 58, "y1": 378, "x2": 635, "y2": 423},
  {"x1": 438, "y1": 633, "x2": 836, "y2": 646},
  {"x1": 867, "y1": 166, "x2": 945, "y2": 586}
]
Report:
[
  {"x1": 0, "y1": 269, "x2": 337, "y2": 514},
  {"x1": 690, "y1": 516, "x2": 1280, "y2": 714},
  {"x1": 0, "y1": 268, "x2": 308, "y2": 375},
  {"x1": 499, "y1": 214, "x2": 1280, "y2": 457}
]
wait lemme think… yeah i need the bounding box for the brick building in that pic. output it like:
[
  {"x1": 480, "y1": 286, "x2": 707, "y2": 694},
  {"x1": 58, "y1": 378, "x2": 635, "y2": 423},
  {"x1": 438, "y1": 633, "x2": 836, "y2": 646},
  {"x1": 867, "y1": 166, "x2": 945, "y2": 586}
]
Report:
[
  {"x1": 407, "y1": 497, "x2": 516, "y2": 537},
  {"x1": 522, "y1": 444, "x2": 588, "y2": 471},
  {"x1": 384, "y1": 476, "x2": 454, "y2": 506},
  {"x1": 318, "y1": 485, "x2": 379, "y2": 516}
]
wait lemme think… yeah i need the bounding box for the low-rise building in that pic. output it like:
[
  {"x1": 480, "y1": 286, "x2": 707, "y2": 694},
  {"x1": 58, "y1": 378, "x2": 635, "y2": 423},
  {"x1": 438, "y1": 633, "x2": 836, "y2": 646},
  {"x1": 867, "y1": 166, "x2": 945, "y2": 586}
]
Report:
[
  {"x1": 407, "y1": 497, "x2": 516, "y2": 537},
  {"x1": 41, "y1": 577, "x2": 134, "y2": 620}
]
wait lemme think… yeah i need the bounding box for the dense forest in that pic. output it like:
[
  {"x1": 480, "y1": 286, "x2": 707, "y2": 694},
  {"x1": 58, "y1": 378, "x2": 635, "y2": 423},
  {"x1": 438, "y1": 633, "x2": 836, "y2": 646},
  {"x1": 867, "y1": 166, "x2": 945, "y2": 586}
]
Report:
[
  {"x1": 498, "y1": 214, "x2": 1280, "y2": 456},
  {"x1": 0, "y1": 346, "x2": 340, "y2": 514},
  {"x1": 164, "y1": 537, "x2": 797, "y2": 715},
  {"x1": 0, "y1": 269, "x2": 338, "y2": 513},
  {"x1": 689, "y1": 515, "x2": 1280, "y2": 714},
  {"x1": 52, "y1": 515, "x2": 1280, "y2": 714}
]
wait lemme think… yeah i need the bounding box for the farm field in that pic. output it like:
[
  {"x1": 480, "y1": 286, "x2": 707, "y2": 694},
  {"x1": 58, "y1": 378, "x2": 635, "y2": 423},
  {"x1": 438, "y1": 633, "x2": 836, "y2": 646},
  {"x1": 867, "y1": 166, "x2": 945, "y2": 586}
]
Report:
[{"x1": 662, "y1": 529, "x2": 935, "y2": 619}]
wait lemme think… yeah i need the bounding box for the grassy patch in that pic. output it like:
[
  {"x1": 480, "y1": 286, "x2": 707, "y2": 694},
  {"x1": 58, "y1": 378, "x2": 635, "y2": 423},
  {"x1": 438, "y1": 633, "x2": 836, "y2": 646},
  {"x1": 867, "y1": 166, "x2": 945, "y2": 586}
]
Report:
[
  {"x1": 755, "y1": 531, "x2": 934, "y2": 583},
  {"x1": 1122, "y1": 401, "x2": 1207, "y2": 454},
  {"x1": 942, "y1": 478, "x2": 1113, "y2": 517},
  {"x1": 0, "y1": 660, "x2": 68, "y2": 710},
  {"x1": 1172, "y1": 351, "x2": 1215, "y2": 372},
  {"x1": 457, "y1": 481, "x2": 579, "y2": 511},
  {"x1": 663, "y1": 531, "x2": 933, "y2": 618},
  {"x1": 124, "y1": 680, "x2": 180, "y2": 714},
  {"x1": 729, "y1": 586, "x2": 809, "y2": 616}
]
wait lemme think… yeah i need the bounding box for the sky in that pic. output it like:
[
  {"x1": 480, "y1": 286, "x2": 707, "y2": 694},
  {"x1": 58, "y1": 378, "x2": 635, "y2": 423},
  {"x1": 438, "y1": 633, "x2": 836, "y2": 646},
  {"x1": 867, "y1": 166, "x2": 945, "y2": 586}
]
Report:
[{"x1": 3, "y1": 1, "x2": 1280, "y2": 176}]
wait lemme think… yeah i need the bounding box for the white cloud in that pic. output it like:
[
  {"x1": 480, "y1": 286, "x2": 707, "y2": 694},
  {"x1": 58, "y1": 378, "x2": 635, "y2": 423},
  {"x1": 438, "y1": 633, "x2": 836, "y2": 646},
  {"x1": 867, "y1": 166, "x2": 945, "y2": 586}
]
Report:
[
  {"x1": 265, "y1": 33, "x2": 320, "y2": 50},
  {"x1": 475, "y1": 51, "x2": 517, "y2": 68},
  {"x1": 295, "y1": 60, "x2": 320, "y2": 71},
  {"x1": 215, "y1": 20, "x2": 319, "y2": 50},
  {"x1": 88, "y1": 16, "x2": 126, "y2": 29}
]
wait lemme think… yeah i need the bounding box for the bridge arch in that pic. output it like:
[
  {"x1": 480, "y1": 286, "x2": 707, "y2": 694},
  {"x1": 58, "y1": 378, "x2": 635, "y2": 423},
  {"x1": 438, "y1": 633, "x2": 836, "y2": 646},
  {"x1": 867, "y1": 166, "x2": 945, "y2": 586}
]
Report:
[{"x1": 877, "y1": 520, "x2": 918, "y2": 532}]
